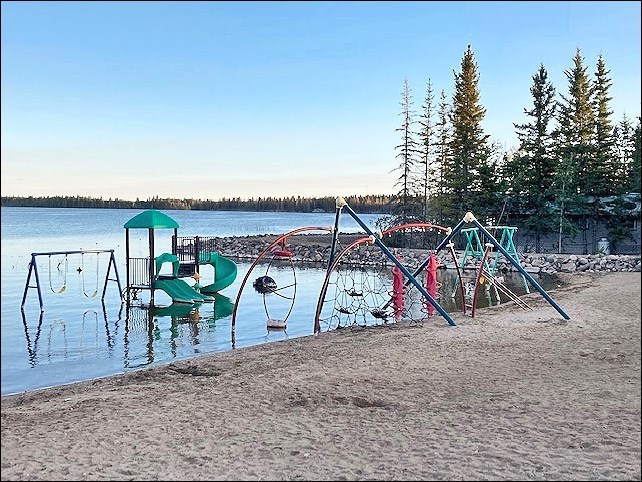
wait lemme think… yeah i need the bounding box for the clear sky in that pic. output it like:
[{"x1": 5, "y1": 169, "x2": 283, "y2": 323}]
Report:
[{"x1": 1, "y1": 1, "x2": 640, "y2": 201}]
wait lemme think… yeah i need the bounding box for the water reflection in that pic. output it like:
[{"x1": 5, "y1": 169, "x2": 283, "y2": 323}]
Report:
[
  {"x1": 19, "y1": 293, "x2": 235, "y2": 371},
  {"x1": 123, "y1": 293, "x2": 234, "y2": 367},
  {"x1": 11, "y1": 267, "x2": 553, "y2": 396},
  {"x1": 21, "y1": 301, "x2": 122, "y2": 368}
]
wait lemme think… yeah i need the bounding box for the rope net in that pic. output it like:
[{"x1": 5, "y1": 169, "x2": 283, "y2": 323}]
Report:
[{"x1": 317, "y1": 235, "x2": 445, "y2": 332}]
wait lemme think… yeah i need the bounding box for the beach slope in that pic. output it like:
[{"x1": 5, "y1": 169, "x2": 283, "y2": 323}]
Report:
[{"x1": 1, "y1": 272, "x2": 640, "y2": 481}]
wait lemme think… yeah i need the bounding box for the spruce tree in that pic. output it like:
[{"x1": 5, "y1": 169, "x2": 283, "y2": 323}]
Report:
[
  {"x1": 445, "y1": 45, "x2": 493, "y2": 224},
  {"x1": 417, "y1": 79, "x2": 437, "y2": 221},
  {"x1": 613, "y1": 114, "x2": 637, "y2": 192},
  {"x1": 510, "y1": 64, "x2": 558, "y2": 251},
  {"x1": 632, "y1": 118, "x2": 641, "y2": 193},
  {"x1": 592, "y1": 54, "x2": 616, "y2": 195},
  {"x1": 435, "y1": 90, "x2": 451, "y2": 225},
  {"x1": 555, "y1": 48, "x2": 594, "y2": 253},
  {"x1": 607, "y1": 115, "x2": 641, "y2": 253}
]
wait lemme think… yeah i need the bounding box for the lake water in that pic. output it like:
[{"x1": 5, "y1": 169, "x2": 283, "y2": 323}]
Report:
[{"x1": 1, "y1": 207, "x2": 545, "y2": 396}]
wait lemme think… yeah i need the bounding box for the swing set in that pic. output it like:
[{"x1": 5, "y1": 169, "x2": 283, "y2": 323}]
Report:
[{"x1": 21, "y1": 249, "x2": 123, "y2": 312}]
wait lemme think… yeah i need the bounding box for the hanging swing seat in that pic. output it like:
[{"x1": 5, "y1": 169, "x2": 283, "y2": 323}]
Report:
[
  {"x1": 272, "y1": 249, "x2": 293, "y2": 258},
  {"x1": 267, "y1": 318, "x2": 287, "y2": 329}
]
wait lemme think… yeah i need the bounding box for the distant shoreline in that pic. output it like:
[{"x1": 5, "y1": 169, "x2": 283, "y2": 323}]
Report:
[{"x1": 0, "y1": 195, "x2": 393, "y2": 215}]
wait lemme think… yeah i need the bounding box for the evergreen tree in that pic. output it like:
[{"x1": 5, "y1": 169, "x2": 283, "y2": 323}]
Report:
[
  {"x1": 445, "y1": 45, "x2": 493, "y2": 224},
  {"x1": 417, "y1": 78, "x2": 437, "y2": 221},
  {"x1": 608, "y1": 115, "x2": 641, "y2": 253},
  {"x1": 613, "y1": 114, "x2": 637, "y2": 192},
  {"x1": 393, "y1": 78, "x2": 421, "y2": 224},
  {"x1": 435, "y1": 89, "x2": 451, "y2": 225},
  {"x1": 555, "y1": 48, "x2": 594, "y2": 253},
  {"x1": 632, "y1": 118, "x2": 642, "y2": 193},
  {"x1": 510, "y1": 64, "x2": 558, "y2": 251},
  {"x1": 591, "y1": 54, "x2": 616, "y2": 195}
]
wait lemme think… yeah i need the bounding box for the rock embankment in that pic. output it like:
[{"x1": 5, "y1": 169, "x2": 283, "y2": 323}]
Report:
[{"x1": 211, "y1": 234, "x2": 641, "y2": 273}]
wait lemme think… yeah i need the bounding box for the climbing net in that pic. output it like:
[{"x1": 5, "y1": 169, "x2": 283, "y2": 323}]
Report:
[{"x1": 315, "y1": 223, "x2": 450, "y2": 333}]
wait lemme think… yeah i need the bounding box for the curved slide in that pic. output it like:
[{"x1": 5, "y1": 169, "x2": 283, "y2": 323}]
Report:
[
  {"x1": 154, "y1": 276, "x2": 215, "y2": 304},
  {"x1": 198, "y1": 251, "x2": 238, "y2": 294}
]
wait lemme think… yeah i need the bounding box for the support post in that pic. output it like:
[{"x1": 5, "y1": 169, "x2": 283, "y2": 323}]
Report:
[
  {"x1": 338, "y1": 198, "x2": 456, "y2": 326},
  {"x1": 327, "y1": 202, "x2": 342, "y2": 271},
  {"x1": 468, "y1": 214, "x2": 569, "y2": 320}
]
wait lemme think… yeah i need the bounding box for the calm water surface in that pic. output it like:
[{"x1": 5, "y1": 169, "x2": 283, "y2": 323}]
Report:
[
  {"x1": 1, "y1": 207, "x2": 544, "y2": 396},
  {"x1": 1, "y1": 207, "x2": 383, "y2": 395}
]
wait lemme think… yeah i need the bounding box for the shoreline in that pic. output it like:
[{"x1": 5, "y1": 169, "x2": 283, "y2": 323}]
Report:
[
  {"x1": 2, "y1": 271, "x2": 640, "y2": 480},
  {"x1": 213, "y1": 233, "x2": 641, "y2": 274}
]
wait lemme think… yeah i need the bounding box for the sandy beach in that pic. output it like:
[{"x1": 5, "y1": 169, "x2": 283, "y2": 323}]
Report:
[{"x1": 1, "y1": 271, "x2": 640, "y2": 481}]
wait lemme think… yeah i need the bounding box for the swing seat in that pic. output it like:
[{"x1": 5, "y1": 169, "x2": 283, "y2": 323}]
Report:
[
  {"x1": 267, "y1": 318, "x2": 287, "y2": 329},
  {"x1": 273, "y1": 249, "x2": 293, "y2": 258}
]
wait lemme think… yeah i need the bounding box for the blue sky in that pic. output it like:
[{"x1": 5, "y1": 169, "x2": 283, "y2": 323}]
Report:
[{"x1": 2, "y1": 1, "x2": 640, "y2": 201}]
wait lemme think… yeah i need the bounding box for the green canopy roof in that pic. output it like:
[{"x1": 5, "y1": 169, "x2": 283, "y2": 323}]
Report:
[{"x1": 124, "y1": 209, "x2": 179, "y2": 229}]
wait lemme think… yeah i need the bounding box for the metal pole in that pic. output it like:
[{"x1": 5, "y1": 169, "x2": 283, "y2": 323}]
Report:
[
  {"x1": 125, "y1": 229, "x2": 131, "y2": 305},
  {"x1": 396, "y1": 219, "x2": 467, "y2": 290},
  {"x1": 339, "y1": 199, "x2": 456, "y2": 326},
  {"x1": 32, "y1": 257, "x2": 44, "y2": 312},
  {"x1": 326, "y1": 203, "x2": 342, "y2": 270},
  {"x1": 469, "y1": 215, "x2": 570, "y2": 320}
]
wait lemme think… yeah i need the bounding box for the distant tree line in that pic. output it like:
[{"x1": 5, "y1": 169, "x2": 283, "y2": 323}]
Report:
[
  {"x1": 390, "y1": 45, "x2": 641, "y2": 253},
  {"x1": 0, "y1": 194, "x2": 393, "y2": 214}
]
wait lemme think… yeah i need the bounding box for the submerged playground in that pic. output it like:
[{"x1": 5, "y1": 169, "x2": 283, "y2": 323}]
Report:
[{"x1": 21, "y1": 197, "x2": 570, "y2": 346}]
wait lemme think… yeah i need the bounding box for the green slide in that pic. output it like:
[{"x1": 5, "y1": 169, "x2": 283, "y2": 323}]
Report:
[
  {"x1": 212, "y1": 292, "x2": 234, "y2": 319},
  {"x1": 198, "y1": 251, "x2": 238, "y2": 294},
  {"x1": 154, "y1": 277, "x2": 214, "y2": 304}
]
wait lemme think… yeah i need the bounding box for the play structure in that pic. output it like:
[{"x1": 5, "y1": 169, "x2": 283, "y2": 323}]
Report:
[
  {"x1": 21, "y1": 202, "x2": 569, "y2": 348},
  {"x1": 21, "y1": 249, "x2": 123, "y2": 312},
  {"x1": 21, "y1": 209, "x2": 238, "y2": 314},
  {"x1": 230, "y1": 226, "x2": 335, "y2": 342},
  {"x1": 230, "y1": 197, "x2": 570, "y2": 341},
  {"x1": 313, "y1": 221, "x2": 453, "y2": 332},
  {"x1": 123, "y1": 209, "x2": 238, "y2": 306}
]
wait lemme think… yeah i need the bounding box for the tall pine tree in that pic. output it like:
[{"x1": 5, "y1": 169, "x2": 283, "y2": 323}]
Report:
[
  {"x1": 445, "y1": 45, "x2": 493, "y2": 224},
  {"x1": 555, "y1": 48, "x2": 594, "y2": 253},
  {"x1": 510, "y1": 64, "x2": 558, "y2": 251},
  {"x1": 393, "y1": 78, "x2": 421, "y2": 224},
  {"x1": 591, "y1": 54, "x2": 616, "y2": 195},
  {"x1": 418, "y1": 79, "x2": 437, "y2": 221},
  {"x1": 435, "y1": 90, "x2": 451, "y2": 225}
]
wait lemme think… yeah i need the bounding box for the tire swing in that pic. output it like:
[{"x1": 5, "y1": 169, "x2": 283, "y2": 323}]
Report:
[
  {"x1": 256, "y1": 243, "x2": 296, "y2": 330},
  {"x1": 232, "y1": 227, "x2": 334, "y2": 340}
]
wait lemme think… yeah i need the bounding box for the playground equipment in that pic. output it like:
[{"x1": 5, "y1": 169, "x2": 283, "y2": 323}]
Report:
[
  {"x1": 433, "y1": 212, "x2": 568, "y2": 319},
  {"x1": 458, "y1": 225, "x2": 529, "y2": 294},
  {"x1": 21, "y1": 209, "x2": 238, "y2": 312},
  {"x1": 21, "y1": 249, "x2": 123, "y2": 312},
  {"x1": 314, "y1": 221, "x2": 453, "y2": 333},
  {"x1": 231, "y1": 226, "x2": 335, "y2": 343},
  {"x1": 21, "y1": 203, "x2": 568, "y2": 350},
  {"x1": 123, "y1": 209, "x2": 238, "y2": 307},
  {"x1": 232, "y1": 197, "x2": 569, "y2": 340}
]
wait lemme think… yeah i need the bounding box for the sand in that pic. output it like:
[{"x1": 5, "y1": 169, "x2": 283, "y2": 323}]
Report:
[{"x1": 1, "y1": 271, "x2": 640, "y2": 481}]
